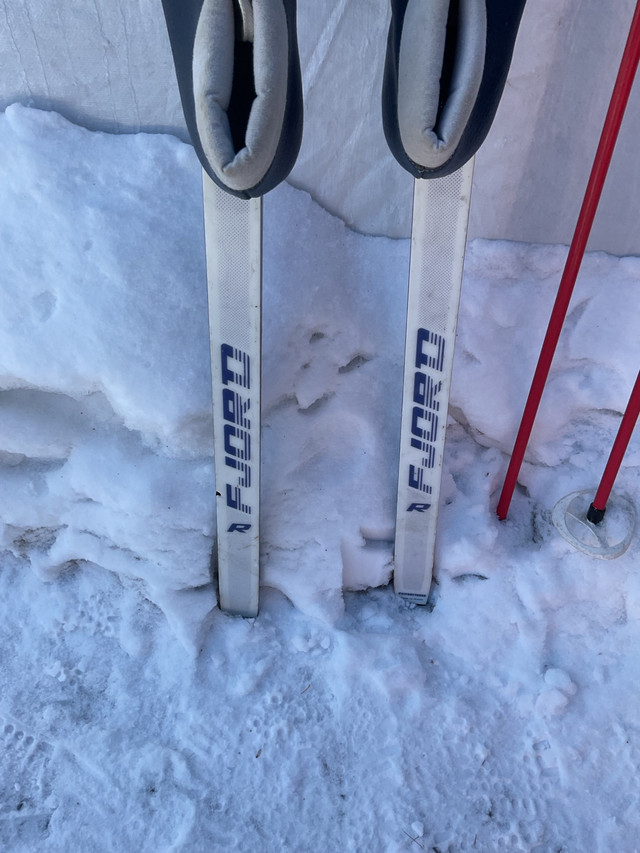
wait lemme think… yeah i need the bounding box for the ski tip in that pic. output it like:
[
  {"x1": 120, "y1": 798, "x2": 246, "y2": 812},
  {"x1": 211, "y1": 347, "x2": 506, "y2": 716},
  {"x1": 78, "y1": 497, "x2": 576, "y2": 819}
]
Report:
[
  {"x1": 396, "y1": 591, "x2": 429, "y2": 606},
  {"x1": 219, "y1": 601, "x2": 259, "y2": 619}
]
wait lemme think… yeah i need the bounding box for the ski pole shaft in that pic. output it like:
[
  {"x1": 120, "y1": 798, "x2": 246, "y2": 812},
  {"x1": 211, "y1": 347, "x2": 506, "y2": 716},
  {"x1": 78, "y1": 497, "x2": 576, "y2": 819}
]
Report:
[
  {"x1": 497, "y1": 0, "x2": 640, "y2": 521},
  {"x1": 587, "y1": 368, "x2": 640, "y2": 523}
]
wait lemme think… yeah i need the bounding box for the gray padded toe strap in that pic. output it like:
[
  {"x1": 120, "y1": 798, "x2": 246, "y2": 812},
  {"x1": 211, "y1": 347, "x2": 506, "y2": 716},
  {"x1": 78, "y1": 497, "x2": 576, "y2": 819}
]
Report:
[
  {"x1": 397, "y1": 0, "x2": 486, "y2": 169},
  {"x1": 193, "y1": 0, "x2": 289, "y2": 193}
]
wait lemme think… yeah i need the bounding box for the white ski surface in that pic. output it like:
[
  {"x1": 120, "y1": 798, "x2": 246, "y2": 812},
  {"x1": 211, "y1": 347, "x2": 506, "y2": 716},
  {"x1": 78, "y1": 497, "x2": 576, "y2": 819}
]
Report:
[
  {"x1": 394, "y1": 159, "x2": 474, "y2": 603},
  {"x1": 202, "y1": 173, "x2": 262, "y2": 616}
]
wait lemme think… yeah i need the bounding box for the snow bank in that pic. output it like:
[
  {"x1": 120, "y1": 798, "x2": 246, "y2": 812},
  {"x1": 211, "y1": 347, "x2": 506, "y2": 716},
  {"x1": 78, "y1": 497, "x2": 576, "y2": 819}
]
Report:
[
  {"x1": 2, "y1": 105, "x2": 640, "y2": 852},
  {"x1": 2, "y1": 104, "x2": 640, "y2": 640}
]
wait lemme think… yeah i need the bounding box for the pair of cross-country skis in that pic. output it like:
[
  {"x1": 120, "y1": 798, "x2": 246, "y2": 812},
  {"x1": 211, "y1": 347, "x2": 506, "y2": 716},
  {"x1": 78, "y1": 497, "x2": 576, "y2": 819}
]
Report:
[{"x1": 162, "y1": 0, "x2": 638, "y2": 617}]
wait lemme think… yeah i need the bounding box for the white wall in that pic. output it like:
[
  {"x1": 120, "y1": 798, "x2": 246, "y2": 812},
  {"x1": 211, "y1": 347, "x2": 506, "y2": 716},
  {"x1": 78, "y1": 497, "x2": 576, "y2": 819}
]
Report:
[
  {"x1": 2, "y1": 0, "x2": 639, "y2": 253},
  {"x1": 471, "y1": 0, "x2": 640, "y2": 255}
]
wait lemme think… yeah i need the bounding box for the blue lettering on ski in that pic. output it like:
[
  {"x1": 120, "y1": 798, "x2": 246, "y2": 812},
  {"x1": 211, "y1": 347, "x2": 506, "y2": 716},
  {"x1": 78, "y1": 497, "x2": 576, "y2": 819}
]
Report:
[
  {"x1": 407, "y1": 328, "x2": 445, "y2": 499},
  {"x1": 221, "y1": 343, "x2": 250, "y2": 388},
  {"x1": 415, "y1": 328, "x2": 445, "y2": 371},
  {"x1": 220, "y1": 344, "x2": 253, "y2": 514}
]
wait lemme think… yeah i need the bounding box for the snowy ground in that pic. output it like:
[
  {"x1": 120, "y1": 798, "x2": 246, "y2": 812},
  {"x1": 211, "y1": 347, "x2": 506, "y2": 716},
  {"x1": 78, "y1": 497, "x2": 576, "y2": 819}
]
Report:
[{"x1": 1, "y1": 105, "x2": 640, "y2": 851}]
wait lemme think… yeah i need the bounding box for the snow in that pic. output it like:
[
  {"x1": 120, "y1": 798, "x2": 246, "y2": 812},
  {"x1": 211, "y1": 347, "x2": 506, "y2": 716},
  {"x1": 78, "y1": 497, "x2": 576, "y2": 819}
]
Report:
[{"x1": 1, "y1": 103, "x2": 640, "y2": 851}]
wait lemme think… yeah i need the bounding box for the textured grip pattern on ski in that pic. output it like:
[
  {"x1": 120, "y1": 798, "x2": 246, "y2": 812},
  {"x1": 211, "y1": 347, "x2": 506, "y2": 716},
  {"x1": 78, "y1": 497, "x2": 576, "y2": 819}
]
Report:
[
  {"x1": 203, "y1": 173, "x2": 262, "y2": 617},
  {"x1": 394, "y1": 160, "x2": 474, "y2": 604}
]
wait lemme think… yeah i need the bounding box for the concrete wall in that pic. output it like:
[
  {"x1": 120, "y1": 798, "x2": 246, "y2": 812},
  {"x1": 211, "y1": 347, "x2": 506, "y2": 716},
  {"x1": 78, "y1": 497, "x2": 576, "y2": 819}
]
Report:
[{"x1": 2, "y1": 0, "x2": 639, "y2": 253}]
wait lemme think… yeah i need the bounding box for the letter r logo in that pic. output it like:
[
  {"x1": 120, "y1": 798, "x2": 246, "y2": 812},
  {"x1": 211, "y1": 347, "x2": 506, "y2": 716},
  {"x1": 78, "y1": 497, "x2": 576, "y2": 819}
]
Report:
[{"x1": 407, "y1": 503, "x2": 431, "y2": 513}]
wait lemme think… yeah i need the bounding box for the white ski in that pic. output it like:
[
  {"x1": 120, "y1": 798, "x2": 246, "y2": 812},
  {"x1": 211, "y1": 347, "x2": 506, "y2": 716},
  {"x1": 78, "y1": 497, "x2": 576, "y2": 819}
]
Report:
[
  {"x1": 202, "y1": 172, "x2": 262, "y2": 617},
  {"x1": 394, "y1": 159, "x2": 474, "y2": 604}
]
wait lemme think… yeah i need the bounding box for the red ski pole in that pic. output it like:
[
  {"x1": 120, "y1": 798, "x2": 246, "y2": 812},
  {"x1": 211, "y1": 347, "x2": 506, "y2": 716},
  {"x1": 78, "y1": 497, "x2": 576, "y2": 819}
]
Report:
[
  {"x1": 587, "y1": 368, "x2": 640, "y2": 524},
  {"x1": 497, "y1": 0, "x2": 640, "y2": 520}
]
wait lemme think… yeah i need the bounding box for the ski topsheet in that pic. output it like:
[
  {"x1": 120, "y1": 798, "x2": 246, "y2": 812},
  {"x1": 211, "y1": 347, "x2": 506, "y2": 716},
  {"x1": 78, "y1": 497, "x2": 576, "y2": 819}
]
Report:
[
  {"x1": 162, "y1": 0, "x2": 302, "y2": 616},
  {"x1": 383, "y1": 0, "x2": 526, "y2": 603},
  {"x1": 203, "y1": 175, "x2": 262, "y2": 617},
  {"x1": 394, "y1": 160, "x2": 474, "y2": 603}
]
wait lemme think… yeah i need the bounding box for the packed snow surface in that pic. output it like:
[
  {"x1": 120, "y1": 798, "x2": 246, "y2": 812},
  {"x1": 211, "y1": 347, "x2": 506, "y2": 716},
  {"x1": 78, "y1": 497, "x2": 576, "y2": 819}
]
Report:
[{"x1": 1, "y1": 105, "x2": 640, "y2": 851}]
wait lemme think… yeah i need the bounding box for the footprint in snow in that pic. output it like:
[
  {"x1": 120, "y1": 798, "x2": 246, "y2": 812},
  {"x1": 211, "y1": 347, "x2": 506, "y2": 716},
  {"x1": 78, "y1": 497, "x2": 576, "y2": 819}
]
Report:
[
  {"x1": 534, "y1": 668, "x2": 578, "y2": 719},
  {"x1": 0, "y1": 713, "x2": 55, "y2": 836}
]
